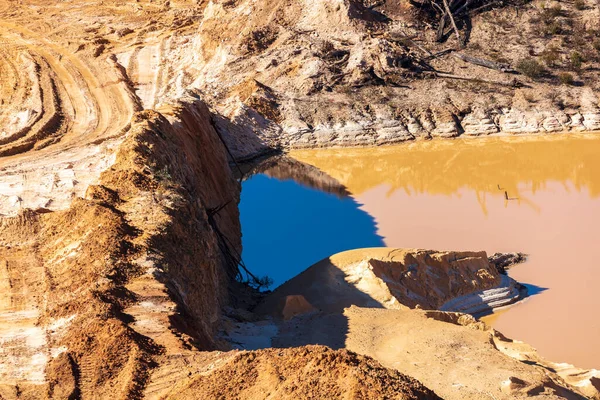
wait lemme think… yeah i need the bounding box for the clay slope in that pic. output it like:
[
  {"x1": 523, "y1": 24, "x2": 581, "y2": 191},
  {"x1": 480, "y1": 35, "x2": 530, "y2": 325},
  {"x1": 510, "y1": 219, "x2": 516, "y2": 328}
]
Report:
[{"x1": 0, "y1": 3, "x2": 437, "y2": 399}]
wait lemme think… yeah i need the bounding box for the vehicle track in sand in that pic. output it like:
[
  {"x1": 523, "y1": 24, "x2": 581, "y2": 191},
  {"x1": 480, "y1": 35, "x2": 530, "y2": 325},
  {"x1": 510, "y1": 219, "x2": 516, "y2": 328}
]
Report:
[{"x1": 0, "y1": 14, "x2": 139, "y2": 216}]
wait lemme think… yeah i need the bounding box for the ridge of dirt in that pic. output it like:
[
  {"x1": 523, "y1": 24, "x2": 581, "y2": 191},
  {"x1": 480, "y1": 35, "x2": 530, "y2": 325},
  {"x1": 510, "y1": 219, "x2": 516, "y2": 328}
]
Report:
[
  {"x1": 0, "y1": 97, "x2": 241, "y2": 399},
  {"x1": 169, "y1": 345, "x2": 442, "y2": 400}
]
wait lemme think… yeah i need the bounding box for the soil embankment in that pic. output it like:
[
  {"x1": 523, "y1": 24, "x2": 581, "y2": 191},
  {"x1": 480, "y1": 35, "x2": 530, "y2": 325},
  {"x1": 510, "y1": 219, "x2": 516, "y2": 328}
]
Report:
[{"x1": 0, "y1": 98, "x2": 241, "y2": 398}]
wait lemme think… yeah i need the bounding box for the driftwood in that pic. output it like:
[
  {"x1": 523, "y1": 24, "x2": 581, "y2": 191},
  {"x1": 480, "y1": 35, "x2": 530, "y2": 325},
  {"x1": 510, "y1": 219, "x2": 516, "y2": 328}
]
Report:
[
  {"x1": 456, "y1": 0, "x2": 503, "y2": 16},
  {"x1": 426, "y1": 48, "x2": 454, "y2": 60},
  {"x1": 425, "y1": 71, "x2": 523, "y2": 87},
  {"x1": 436, "y1": 14, "x2": 448, "y2": 41},
  {"x1": 453, "y1": 0, "x2": 477, "y2": 16},
  {"x1": 408, "y1": 39, "x2": 434, "y2": 56},
  {"x1": 386, "y1": 32, "x2": 434, "y2": 56},
  {"x1": 452, "y1": 52, "x2": 516, "y2": 73}
]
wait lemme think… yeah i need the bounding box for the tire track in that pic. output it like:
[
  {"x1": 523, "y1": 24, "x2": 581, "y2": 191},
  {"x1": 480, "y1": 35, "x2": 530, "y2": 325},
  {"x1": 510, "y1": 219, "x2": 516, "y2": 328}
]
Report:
[{"x1": 0, "y1": 18, "x2": 138, "y2": 216}]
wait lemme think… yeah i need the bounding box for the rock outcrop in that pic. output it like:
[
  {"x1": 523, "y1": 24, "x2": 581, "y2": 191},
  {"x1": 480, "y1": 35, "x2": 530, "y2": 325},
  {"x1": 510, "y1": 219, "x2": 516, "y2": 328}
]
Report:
[
  {"x1": 255, "y1": 248, "x2": 522, "y2": 316},
  {"x1": 439, "y1": 274, "x2": 526, "y2": 315}
]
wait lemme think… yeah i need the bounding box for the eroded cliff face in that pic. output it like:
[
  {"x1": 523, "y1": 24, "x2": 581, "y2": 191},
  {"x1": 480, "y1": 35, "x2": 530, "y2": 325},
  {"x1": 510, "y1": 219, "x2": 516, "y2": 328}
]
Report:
[
  {"x1": 256, "y1": 248, "x2": 505, "y2": 316},
  {"x1": 0, "y1": 97, "x2": 241, "y2": 399},
  {"x1": 190, "y1": 0, "x2": 600, "y2": 158}
]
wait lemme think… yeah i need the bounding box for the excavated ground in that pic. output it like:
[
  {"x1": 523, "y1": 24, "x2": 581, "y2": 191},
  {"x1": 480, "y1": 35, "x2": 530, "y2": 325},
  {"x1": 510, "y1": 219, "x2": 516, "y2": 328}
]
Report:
[
  {"x1": 0, "y1": 0, "x2": 599, "y2": 399},
  {"x1": 226, "y1": 248, "x2": 600, "y2": 399}
]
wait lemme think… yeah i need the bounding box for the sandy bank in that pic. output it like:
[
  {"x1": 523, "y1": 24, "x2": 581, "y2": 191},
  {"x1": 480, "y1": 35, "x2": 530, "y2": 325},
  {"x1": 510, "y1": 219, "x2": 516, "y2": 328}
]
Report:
[
  {"x1": 219, "y1": 248, "x2": 600, "y2": 399},
  {"x1": 255, "y1": 247, "x2": 521, "y2": 318}
]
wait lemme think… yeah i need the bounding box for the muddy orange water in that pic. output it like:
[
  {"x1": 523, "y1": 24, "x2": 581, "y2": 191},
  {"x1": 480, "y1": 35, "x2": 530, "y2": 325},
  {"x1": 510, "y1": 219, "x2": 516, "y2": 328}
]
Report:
[{"x1": 290, "y1": 134, "x2": 600, "y2": 370}]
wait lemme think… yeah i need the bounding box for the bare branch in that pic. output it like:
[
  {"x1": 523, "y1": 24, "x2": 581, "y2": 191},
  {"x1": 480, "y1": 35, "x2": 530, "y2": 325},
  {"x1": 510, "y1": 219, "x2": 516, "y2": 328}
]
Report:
[
  {"x1": 442, "y1": 0, "x2": 463, "y2": 47},
  {"x1": 424, "y1": 71, "x2": 524, "y2": 87},
  {"x1": 453, "y1": 52, "x2": 516, "y2": 72}
]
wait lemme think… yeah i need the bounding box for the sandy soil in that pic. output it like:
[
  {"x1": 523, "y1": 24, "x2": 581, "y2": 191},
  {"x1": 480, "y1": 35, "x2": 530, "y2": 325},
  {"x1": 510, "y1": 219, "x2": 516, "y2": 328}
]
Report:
[
  {"x1": 0, "y1": 0, "x2": 598, "y2": 398},
  {"x1": 169, "y1": 346, "x2": 441, "y2": 400}
]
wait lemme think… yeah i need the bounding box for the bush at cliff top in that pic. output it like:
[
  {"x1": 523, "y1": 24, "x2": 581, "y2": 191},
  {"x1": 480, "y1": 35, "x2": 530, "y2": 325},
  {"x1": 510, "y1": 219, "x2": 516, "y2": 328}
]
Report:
[
  {"x1": 517, "y1": 58, "x2": 545, "y2": 79},
  {"x1": 558, "y1": 72, "x2": 574, "y2": 85}
]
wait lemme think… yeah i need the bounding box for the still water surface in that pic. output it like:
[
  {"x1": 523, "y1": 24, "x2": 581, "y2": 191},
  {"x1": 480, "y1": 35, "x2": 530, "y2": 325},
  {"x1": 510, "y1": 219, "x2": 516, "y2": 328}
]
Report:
[{"x1": 240, "y1": 134, "x2": 600, "y2": 369}]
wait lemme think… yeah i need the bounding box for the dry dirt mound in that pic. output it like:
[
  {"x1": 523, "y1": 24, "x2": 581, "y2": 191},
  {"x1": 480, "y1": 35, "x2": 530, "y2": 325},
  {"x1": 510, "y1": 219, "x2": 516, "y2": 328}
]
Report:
[
  {"x1": 170, "y1": 345, "x2": 441, "y2": 400},
  {"x1": 242, "y1": 248, "x2": 598, "y2": 399}
]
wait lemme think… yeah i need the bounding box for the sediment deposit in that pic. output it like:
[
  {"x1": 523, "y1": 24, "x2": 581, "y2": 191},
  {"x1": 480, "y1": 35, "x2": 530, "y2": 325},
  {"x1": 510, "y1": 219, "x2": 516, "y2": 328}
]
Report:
[
  {"x1": 0, "y1": 0, "x2": 599, "y2": 399},
  {"x1": 244, "y1": 249, "x2": 600, "y2": 399}
]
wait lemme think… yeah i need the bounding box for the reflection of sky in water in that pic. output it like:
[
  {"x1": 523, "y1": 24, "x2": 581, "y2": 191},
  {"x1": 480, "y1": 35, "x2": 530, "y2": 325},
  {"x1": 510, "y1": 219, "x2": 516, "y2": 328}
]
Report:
[{"x1": 240, "y1": 174, "x2": 383, "y2": 288}]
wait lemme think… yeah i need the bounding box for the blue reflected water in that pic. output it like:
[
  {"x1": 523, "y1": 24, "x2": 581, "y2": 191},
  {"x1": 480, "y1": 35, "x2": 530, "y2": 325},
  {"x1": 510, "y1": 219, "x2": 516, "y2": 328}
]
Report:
[{"x1": 239, "y1": 174, "x2": 384, "y2": 288}]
